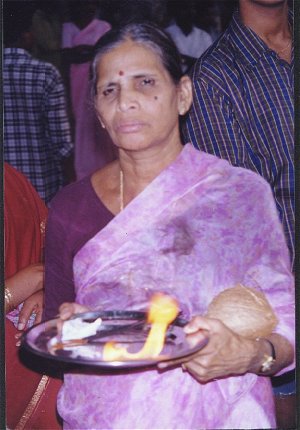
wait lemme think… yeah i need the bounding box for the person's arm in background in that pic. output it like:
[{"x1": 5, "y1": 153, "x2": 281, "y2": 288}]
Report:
[
  {"x1": 5, "y1": 264, "x2": 44, "y2": 311},
  {"x1": 5, "y1": 265, "x2": 45, "y2": 333},
  {"x1": 4, "y1": 163, "x2": 48, "y2": 332}
]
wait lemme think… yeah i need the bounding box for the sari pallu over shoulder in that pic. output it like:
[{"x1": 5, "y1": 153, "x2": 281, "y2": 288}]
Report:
[
  {"x1": 73, "y1": 144, "x2": 294, "y2": 353},
  {"x1": 60, "y1": 144, "x2": 294, "y2": 429},
  {"x1": 73, "y1": 143, "x2": 233, "y2": 312}
]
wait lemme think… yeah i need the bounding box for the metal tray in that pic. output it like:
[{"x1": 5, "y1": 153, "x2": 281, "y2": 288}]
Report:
[{"x1": 21, "y1": 310, "x2": 208, "y2": 369}]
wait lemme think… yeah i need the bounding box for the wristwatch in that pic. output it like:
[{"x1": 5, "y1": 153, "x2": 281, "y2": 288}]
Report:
[{"x1": 257, "y1": 338, "x2": 276, "y2": 373}]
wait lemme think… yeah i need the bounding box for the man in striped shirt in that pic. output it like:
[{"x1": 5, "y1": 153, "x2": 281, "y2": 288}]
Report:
[
  {"x1": 182, "y1": 0, "x2": 294, "y2": 271},
  {"x1": 182, "y1": 0, "x2": 294, "y2": 428}
]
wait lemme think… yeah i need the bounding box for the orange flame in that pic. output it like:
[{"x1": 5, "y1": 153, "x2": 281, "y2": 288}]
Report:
[{"x1": 103, "y1": 293, "x2": 179, "y2": 361}]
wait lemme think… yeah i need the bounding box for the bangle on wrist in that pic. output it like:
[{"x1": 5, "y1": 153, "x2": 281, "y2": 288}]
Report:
[
  {"x1": 256, "y1": 337, "x2": 276, "y2": 373},
  {"x1": 4, "y1": 287, "x2": 14, "y2": 312}
]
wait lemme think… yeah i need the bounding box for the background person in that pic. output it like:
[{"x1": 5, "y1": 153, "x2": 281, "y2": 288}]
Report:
[
  {"x1": 4, "y1": 163, "x2": 62, "y2": 429},
  {"x1": 31, "y1": 0, "x2": 64, "y2": 75},
  {"x1": 181, "y1": 1, "x2": 295, "y2": 426},
  {"x1": 61, "y1": 0, "x2": 116, "y2": 180},
  {"x1": 44, "y1": 23, "x2": 294, "y2": 429},
  {"x1": 165, "y1": 0, "x2": 213, "y2": 72},
  {"x1": 182, "y1": 0, "x2": 294, "y2": 270},
  {"x1": 3, "y1": 1, "x2": 74, "y2": 205}
]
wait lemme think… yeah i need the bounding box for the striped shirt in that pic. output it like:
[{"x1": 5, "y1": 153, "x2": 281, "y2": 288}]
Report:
[
  {"x1": 4, "y1": 48, "x2": 73, "y2": 204},
  {"x1": 182, "y1": 10, "x2": 294, "y2": 271}
]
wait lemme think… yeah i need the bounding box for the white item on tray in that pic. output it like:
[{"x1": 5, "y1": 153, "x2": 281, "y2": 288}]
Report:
[{"x1": 62, "y1": 317, "x2": 102, "y2": 341}]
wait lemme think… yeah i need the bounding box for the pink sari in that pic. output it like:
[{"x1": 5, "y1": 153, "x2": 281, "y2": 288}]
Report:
[
  {"x1": 68, "y1": 19, "x2": 116, "y2": 179},
  {"x1": 58, "y1": 145, "x2": 294, "y2": 429}
]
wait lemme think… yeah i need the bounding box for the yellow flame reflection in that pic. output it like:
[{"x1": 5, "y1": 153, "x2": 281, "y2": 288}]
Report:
[{"x1": 103, "y1": 293, "x2": 179, "y2": 361}]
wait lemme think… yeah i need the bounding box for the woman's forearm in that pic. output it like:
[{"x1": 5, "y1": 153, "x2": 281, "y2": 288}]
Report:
[{"x1": 5, "y1": 264, "x2": 44, "y2": 313}]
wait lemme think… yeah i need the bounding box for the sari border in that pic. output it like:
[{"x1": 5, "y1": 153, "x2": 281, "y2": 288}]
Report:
[{"x1": 14, "y1": 374, "x2": 49, "y2": 430}]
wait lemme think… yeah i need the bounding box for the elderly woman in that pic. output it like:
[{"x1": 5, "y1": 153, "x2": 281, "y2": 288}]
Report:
[{"x1": 44, "y1": 23, "x2": 294, "y2": 429}]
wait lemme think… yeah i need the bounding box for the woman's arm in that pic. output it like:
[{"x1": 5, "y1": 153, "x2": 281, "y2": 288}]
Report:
[
  {"x1": 44, "y1": 198, "x2": 76, "y2": 320},
  {"x1": 159, "y1": 316, "x2": 293, "y2": 381},
  {"x1": 5, "y1": 263, "x2": 44, "y2": 313},
  {"x1": 186, "y1": 316, "x2": 292, "y2": 380}
]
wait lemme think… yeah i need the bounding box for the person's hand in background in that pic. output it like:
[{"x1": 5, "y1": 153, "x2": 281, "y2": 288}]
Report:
[{"x1": 17, "y1": 289, "x2": 44, "y2": 330}]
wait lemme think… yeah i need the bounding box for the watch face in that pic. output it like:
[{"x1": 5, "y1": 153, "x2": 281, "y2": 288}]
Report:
[
  {"x1": 260, "y1": 354, "x2": 275, "y2": 373},
  {"x1": 257, "y1": 338, "x2": 276, "y2": 373}
]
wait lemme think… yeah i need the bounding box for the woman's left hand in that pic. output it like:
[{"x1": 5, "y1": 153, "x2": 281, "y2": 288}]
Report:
[{"x1": 159, "y1": 315, "x2": 256, "y2": 382}]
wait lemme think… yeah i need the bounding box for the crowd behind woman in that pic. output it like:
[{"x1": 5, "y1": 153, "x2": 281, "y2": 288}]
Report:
[{"x1": 28, "y1": 0, "x2": 233, "y2": 182}]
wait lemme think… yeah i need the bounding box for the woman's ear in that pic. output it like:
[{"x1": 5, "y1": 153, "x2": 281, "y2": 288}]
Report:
[
  {"x1": 177, "y1": 75, "x2": 193, "y2": 116},
  {"x1": 96, "y1": 110, "x2": 106, "y2": 128}
]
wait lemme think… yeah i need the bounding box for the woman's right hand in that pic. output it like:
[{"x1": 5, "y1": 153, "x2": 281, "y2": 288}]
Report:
[
  {"x1": 57, "y1": 302, "x2": 90, "y2": 336},
  {"x1": 59, "y1": 302, "x2": 90, "y2": 320}
]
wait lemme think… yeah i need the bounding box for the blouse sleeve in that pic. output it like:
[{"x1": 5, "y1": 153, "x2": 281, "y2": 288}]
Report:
[
  {"x1": 43, "y1": 178, "x2": 114, "y2": 320},
  {"x1": 43, "y1": 193, "x2": 76, "y2": 320}
]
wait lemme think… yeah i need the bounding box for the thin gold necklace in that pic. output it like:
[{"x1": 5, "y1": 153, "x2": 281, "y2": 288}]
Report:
[
  {"x1": 274, "y1": 23, "x2": 292, "y2": 55},
  {"x1": 120, "y1": 169, "x2": 124, "y2": 211},
  {"x1": 276, "y1": 39, "x2": 292, "y2": 54}
]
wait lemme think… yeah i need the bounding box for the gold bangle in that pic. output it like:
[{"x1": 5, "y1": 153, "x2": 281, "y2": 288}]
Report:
[{"x1": 4, "y1": 287, "x2": 14, "y2": 312}]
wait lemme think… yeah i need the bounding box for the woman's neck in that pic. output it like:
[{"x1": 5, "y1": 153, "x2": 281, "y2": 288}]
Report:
[{"x1": 118, "y1": 141, "x2": 183, "y2": 203}]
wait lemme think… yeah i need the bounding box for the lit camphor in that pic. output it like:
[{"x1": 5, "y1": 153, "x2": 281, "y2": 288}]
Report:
[{"x1": 102, "y1": 293, "x2": 179, "y2": 361}]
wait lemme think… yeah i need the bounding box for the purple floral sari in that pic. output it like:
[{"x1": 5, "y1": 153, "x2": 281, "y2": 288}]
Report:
[{"x1": 58, "y1": 144, "x2": 294, "y2": 429}]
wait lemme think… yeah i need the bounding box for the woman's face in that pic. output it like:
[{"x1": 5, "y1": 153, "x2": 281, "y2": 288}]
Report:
[{"x1": 95, "y1": 40, "x2": 192, "y2": 152}]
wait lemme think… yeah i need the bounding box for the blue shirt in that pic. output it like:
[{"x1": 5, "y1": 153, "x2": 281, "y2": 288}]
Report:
[
  {"x1": 182, "y1": 10, "x2": 294, "y2": 271},
  {"x1": 4, "y1": 48, "x2": 73, "y2": 204}
]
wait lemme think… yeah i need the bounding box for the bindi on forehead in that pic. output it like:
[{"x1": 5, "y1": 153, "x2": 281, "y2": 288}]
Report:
[{"x1": 118, "y1": 70, "x2": 124, "y2": 76}]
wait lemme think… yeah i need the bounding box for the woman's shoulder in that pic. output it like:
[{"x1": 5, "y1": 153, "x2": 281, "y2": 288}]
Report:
[
  {"x1": 46, "y1": 170, "x2": 114, "y2": 256},
  {"x1": 49, "y1": 175, "x2": 94, "y2": 209},
  {"x1": 187, "y1": 145, "x2": 271, "y2": 194},
  {"x1": 48, "y1": 165, "x2": 117, "y2": 223},
  {"x1": 48, "y1": 175, "x2": 105, "y2": 224}
]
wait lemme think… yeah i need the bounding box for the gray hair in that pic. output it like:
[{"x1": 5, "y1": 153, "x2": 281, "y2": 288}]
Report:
[{"x1": 91, "y1": 22, "x2": 183, "y2": 98}]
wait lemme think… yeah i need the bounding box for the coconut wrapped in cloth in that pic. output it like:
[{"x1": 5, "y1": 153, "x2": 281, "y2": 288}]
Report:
[{"x1": 206, "y1": 284, "x2": 278, "y2": 338}]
